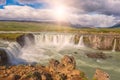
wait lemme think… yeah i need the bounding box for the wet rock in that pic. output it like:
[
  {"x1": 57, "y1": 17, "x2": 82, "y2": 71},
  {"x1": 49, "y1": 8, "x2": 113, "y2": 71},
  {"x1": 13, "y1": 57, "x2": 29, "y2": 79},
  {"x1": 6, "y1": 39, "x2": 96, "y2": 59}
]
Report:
[
  {"x1": 0, "y1": 48, "x2": 8, "y2": 65},
  {"x1": 16, "y1": 33, "x2": 35, "y2": 47},
  {"x1": 93, "y1": 69, "x2": 110, "y2": 80},
  {"x1": 86, "y1": 52, "x2": 107, "y2": 59}
]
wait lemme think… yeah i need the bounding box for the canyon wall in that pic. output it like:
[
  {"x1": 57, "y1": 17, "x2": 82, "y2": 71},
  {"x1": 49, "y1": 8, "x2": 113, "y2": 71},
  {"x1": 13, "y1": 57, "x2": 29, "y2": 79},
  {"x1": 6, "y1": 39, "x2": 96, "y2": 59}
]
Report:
[{"x1": 82, "y1": 35, "x2": 120, "y2": 51}]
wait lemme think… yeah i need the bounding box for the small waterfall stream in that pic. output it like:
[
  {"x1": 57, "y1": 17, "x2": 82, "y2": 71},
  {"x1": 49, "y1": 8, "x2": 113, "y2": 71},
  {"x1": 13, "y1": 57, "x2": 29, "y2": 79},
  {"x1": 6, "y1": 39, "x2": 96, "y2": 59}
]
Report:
[
  {"x1": 78, "y1": 35, "x2": 85, "y2": 47},
  {"x1": 112, "y1": 39, "x2": 117, "y2": 52}
]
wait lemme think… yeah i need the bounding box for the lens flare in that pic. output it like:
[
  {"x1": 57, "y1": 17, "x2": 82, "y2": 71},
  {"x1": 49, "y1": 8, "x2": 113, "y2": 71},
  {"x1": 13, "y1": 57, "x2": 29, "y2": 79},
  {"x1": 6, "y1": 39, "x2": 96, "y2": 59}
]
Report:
[{"x1": 53, "y1": 5, "x2": 67, "y2": 21}]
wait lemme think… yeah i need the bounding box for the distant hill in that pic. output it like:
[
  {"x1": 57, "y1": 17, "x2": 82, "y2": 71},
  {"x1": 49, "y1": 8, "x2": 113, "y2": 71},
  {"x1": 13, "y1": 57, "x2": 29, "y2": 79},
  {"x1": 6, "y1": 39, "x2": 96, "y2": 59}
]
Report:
[
  {"x1": 0, "y1": 20, "x2": 94, "y2": 28},
  {"x1": 110, "y1": 22, "x2": 120, "y2": 28}
]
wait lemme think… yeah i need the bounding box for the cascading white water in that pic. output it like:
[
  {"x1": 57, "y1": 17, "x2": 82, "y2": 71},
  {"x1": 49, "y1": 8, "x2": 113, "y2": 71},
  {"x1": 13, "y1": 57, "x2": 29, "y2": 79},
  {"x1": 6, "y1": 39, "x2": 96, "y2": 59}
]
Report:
[
  {"x1": 112, "y1": 39, "x2": 117, "y2": 52},
  {"x1": 5, "y1": 33, "x2": 85, "y2": 65},
  {"x1": 34, "y1": 34, "x2": 76, "y2": 47},
  {"x1": 78, "y1": 35, "x2": 85, "y2": 47}
]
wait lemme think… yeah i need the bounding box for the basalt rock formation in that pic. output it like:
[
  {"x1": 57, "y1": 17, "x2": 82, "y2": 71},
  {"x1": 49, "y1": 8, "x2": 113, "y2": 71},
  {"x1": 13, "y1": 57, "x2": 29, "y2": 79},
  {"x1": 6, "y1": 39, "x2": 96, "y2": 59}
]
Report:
[
  {"x1": 16, "y1": 33, "x2": 35, "y2": 47},
  {"x1": 0, "y1": 55, "x2": 110, "y2": 80},
  {"x1": 0, "y1": 48, "x2": 8, "y2": 65}
]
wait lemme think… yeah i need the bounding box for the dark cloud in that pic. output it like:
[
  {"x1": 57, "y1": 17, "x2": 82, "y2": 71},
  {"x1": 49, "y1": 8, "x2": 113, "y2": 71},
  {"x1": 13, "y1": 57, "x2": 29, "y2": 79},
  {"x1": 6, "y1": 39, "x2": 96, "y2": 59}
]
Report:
[
  {"x1": 73, "y1": 0, "x2": 120, "y2": 16},
  {"x1": 0, "y1": 0, "x2": 6, "y2": 5}
]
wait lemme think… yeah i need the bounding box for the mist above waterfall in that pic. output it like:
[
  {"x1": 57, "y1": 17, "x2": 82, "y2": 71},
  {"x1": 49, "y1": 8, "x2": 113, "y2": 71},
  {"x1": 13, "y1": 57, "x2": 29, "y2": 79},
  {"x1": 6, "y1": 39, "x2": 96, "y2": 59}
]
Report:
[{"x1": 6, "y1": 33, "x2": 85, "y2": 65}]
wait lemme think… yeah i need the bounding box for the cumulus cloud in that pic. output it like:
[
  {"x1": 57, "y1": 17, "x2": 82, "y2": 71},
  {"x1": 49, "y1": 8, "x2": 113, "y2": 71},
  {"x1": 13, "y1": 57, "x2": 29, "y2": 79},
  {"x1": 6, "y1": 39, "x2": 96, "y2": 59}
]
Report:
[
  {"x1": 68, "y1": 14, "x2": 117, "y2": 27},
  {"x1": 0, "y1": 5, "x2": 118, "y2": 27},
  {"x1": 0, "y1": 0, "x2": 6, "y2": 5},
  {"x1": 18, "y1": 0, "x2": 120, "y2": 16},
  {"x1": 0, "y1": 5, "x2": 54, "y2": 21},
  {"x1": 0, "y1": 0, "x2": 120, "y2": 27}
]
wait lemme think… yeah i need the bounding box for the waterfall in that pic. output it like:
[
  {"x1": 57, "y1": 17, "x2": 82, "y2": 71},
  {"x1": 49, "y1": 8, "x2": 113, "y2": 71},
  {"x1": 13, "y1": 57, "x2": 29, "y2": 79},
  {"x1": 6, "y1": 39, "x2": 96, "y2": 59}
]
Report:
[
  {"x1": 34, "y1": 34, "x2": 76, "y2": 47},
  {"x1": 112, "y1": 39, "x2": 117, "y2": 52},
  {"x1": 78, "y1": 35, "x2": 85, "y2": 47},
  {"x1": 3, "y1": 33, "x2": 86, "y2": 65}
]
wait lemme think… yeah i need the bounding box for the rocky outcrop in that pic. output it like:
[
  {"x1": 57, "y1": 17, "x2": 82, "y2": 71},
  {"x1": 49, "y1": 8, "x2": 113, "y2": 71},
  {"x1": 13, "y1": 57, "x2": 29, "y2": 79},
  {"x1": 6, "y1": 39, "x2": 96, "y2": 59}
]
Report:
[
  {"x1": 16, "y1": 33, "x2": 35, "y2": 47},
  {"x1": 77, "y1": 35, "x2": 120, "y2": 51},
  {"x1": 0, "y1": 55, "x2": 110, "y2": 80},
  {"x1": 93, "y1": 69, "x2": 110, "y2": 80},
  {"x1": 86, "y1": 52, "x2": 109, "y2": 59},
  {"x1": 0, "y1": 55, "x2": 88, "y2": 80},
  {"x1": 48, "y1": 55, "x2": 85, "y2": 80},
  {"x1": 0, "y1": 48, "x2": 8, "y2": 65}
]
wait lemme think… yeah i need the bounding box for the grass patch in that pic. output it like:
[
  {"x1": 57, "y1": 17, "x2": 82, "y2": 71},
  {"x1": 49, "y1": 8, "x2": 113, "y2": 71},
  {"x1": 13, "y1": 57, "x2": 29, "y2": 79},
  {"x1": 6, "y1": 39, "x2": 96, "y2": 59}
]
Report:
[
  {"x1": 0, "y1": 33, "x2": 23, "y2": 41},
  {"x1": 0, "y1": 21, "x2": 120, "y2": 41},
  {"x1": 0, "y1": 21, "x2": 120, "y2": 33},
  {"x1": 0, "y1": 21, "x2": 75, "y2": 32}
]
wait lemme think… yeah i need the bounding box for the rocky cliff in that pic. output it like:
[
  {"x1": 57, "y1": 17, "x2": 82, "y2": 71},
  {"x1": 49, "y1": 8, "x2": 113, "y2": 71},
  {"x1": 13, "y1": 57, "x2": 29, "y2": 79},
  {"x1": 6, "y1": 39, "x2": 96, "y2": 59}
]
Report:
[{"x1": 81, "y1": 34, "x2": 120, "y2": 51}]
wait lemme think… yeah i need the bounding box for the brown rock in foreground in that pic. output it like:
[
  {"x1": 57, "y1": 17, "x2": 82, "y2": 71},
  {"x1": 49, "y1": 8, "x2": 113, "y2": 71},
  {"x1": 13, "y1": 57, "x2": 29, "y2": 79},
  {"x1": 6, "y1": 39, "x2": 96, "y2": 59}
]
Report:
[
  {"x1": 0, "y1": 55, "x2": 110, "y2": 80},
  {"x1": 93, "y1": 69, "x2": 110, "y2": 80}
]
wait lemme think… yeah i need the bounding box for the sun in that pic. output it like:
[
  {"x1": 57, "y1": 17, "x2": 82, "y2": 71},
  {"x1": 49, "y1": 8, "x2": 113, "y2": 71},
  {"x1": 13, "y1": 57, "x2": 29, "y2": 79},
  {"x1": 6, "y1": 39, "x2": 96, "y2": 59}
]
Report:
[{"x1": 53, "y1": 5, "x2": 67, "y2": 21}]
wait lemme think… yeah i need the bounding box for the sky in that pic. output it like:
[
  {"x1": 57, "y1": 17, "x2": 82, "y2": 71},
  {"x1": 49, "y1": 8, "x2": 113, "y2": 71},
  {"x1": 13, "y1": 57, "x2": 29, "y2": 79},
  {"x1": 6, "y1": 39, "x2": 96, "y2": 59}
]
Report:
[{"x1": 0, "y1": 0, "x2": 120, "y2": 27}]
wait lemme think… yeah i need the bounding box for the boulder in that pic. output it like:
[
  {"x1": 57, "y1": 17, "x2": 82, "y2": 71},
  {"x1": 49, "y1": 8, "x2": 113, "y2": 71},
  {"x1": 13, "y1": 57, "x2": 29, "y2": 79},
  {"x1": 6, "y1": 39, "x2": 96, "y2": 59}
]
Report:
[
  {"x1": 48, "y1": 55, "x2": 87, "y2": 80},
  {"x1": 16, "y1": 33, "x2": 35, "y2": 47},
  {"x1": 93, "y1": 69, "x2": 110, "y2": 80},
  {"x1": 86, "y1": 52, "x2": 108, "y2": 59},
  {"x1": 0, "y1": 48, "x2": 8, "y2": 65}
]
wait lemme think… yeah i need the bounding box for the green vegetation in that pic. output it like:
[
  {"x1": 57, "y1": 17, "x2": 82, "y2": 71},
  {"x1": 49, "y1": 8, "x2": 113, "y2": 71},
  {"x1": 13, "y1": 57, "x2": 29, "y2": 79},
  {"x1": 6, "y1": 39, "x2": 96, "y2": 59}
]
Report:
[
  {"x1": 0, "y1": 21, "x2": 120, "y2": 40},
  {"x1": 0, "y1": 21, "x2": 120, "y2": 33},
  {"x1": 0, "y1": 33, "x2": 23, "y2": 41},
  {"x1": 0, "y1": 21, "x2": 74, "y2": 32}
]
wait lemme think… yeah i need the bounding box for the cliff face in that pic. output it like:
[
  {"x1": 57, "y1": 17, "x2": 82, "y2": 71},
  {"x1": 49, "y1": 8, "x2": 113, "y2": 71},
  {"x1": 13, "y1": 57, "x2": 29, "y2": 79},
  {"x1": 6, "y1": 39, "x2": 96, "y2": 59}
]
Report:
[
  {"x1": 16, "y1": 33, "x2": 120, "y2": 51},
  {"x1": 16, "y1": 33, "x2": 35, "y2": 47},
  {"x1": 0, "y1": 48, "x2": 8, "y2": 65},
  {"x1": 83, "y1": 35, "x2": 120, "y2": 51}
]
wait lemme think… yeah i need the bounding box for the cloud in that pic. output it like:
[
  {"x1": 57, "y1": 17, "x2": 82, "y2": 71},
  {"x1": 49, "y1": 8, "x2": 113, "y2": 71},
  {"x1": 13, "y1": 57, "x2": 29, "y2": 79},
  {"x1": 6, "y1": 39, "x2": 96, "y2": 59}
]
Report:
[
  {"x1": 74, "y1": 0, "x2": 120, "y2": 16},
  {"x1": 0, "y1": 5, "x2": 54, "y2": 21},
  {"x1": 0, "y1": 5, "x2": 118, "y2": 27},
  {"x1": 18, "y1": 0, "x2": 120, "y2": 16},
  {"x1": 0, "y1": 0, "x2": 6, "y2": 5},
  {"x1": 0, "y1": 0, "x2": 120, "y2": 27},
  {"x1": 69, "y1": 14, "x2": 117, "y2": 27}
]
